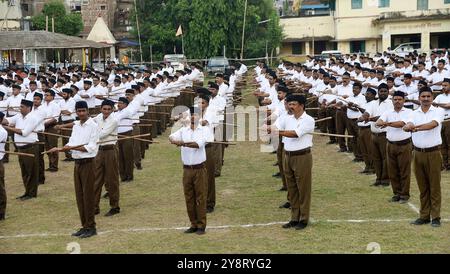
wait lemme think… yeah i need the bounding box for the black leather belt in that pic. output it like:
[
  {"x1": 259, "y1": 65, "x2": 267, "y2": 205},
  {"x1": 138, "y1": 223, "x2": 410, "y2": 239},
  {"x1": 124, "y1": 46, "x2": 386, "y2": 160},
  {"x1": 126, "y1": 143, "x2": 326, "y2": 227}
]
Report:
[
  {"x1": 372, "y1": 132, "x2": 387, "y2": 137},
  {"x1": 17, "y1": 144, "x2": 35, "y2": 150},
  {"x1": 74, "y1": 158, "x2": 94, "y2": 165},
  {"x1": 120, "y1": 130, "x2": 132, "y2": 136},
  {"x1": 414, "y1": 146, "x2": 440, "y2": 153},
  {"x1": 61, "y1": 120, "x2": 74, "y2": 124},
  {"x1": 183, "y1": 162, "x2": 205, "y2": 169},
  {"x1": 285, "y1": 148, "x2": 311, "y2": 157},
  {"x1": 388, "y1": 138, "x2": 411, "y2": 146},
  {"x1": 359, "y1": 125, "x2": 371, "y2": 129},
  {"x1": 99, "y1": 145, "x2": 116, "y2": 151}
]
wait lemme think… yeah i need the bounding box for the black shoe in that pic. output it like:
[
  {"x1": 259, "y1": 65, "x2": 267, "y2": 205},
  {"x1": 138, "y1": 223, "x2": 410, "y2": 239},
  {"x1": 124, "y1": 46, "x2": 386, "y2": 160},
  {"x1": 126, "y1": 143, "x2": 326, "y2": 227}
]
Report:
[
  {"x1": 16, "y1": 194, "x2": 27, "y2": 200},
  {"x1": 279, "y1": 187, "x2": 287, "y2": 192},
  {"x1": 295, "y1": 221, "x2": 308, "y2": 230},
  {"x1": 353, "y1": 158, "x2": 364, "y2": 163},
  {"x1": 270, "y1": 151, "x2": 277, "y2": 154},
  {"x1": 279, "y1": 202, "x2": 291, "y2": 209},
  {"x1": 196, "y1": 228, "x2": 206, "y2": 235},
  {"x1": 338, "y1": 148, "x2": 348, "y2": 153},
  {"x1": 0, "y1": 213, "x2": 5, "y2": 221},
  {"x1": 272, "y1": 173, "x2": 281, "y2": 178},
  {"x1": 79, "y1": 228, "x2": 97, "y2": 239},
  {"x1": 94, "y1": 209, "x2": 100, "y2": 215},
  {"x1": 39, "y1": 181, "x2": 45, "y2": 185},
  {"x1": 206, "y1": 207, "x2": 214, "y2": 214},
  {"x1": 359, "y1": 168, "x2": 370, "y2": 174},
  {"x1": 273, "y1": 162, "x2": 279, "y2": 167},
  {"x1": 105, "y1": 208, "x2": 120, "y2": 217},
  {"x1": 71, "y1": 228, "x2": 87, "y2": 237},
  {"x1": 136, "y1": 163, "x2": 143, "y2": 170},
  {"x1": 410, "y1": 218, "x2": 431, "y2": 225},
  {"x1": 215, "y1": 173, "x2": 221, "y2": 178},
  {"x1": 20, "y1": 196, "x2": 33, "y2": 201},
  {"x1": 380, "y1": 180, "x2": 390, "y2": 187},
  {"x1": 46, "y1": 168, "x2": 58, "y2": 173},
  {"x1": 184, "y1": 227, "x2": 198, "y2": 234},
  {"x1": 399, "y1": 198, "x2": 409, "y2": 204},
  {"x1": 282, "y1": 221, "x2": 299, "y2": 229},
  {"x1": 431, "y1": 218, "x2": 441, "y2": 227},
  {"x1": 371, "y1": 181, "x2": 382, "y2": 187},
  {"x1": 389, "y1": 196, "x2": 401, "y2": 203},
  {"x1": 102, "y1": 192, "x2": 109, "y2": 199}
]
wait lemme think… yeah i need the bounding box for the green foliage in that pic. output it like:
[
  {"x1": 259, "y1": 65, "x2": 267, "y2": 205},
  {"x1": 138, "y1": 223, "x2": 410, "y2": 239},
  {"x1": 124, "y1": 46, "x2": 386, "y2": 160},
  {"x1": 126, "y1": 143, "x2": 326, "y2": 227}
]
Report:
[
  {"x1": 31, "y1": 0, "x2": 83, "y2": 37},
  {"x1": 133, "y1": 0, "x2": 283, "y2": 60}
]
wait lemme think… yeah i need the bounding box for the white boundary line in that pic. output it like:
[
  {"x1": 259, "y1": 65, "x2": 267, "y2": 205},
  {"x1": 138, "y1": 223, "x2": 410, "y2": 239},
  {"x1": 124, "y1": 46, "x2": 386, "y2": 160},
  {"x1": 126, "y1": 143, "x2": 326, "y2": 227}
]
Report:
[{"x1": 2, "y1": 219, "x2": 449, "y2": 240}]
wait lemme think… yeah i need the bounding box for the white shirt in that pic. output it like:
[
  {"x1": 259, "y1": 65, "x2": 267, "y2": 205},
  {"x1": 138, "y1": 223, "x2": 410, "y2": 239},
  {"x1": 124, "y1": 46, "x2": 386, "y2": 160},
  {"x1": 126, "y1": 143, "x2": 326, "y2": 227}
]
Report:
[
  {"x1": 346, "y1": 94, "x2": 366, "y2": 119},
  {"x1": 434, "y1": 93, "x2": 450, "y2": 119},
  {"x1": 6, "y1": 113, "x2": 40, "y2": 147},
  {"x1": 31, "y1": 105, "x2": 46, "y2": 132},
  {"x1": 79, "y1": 87, "x2": 96, "y2": 108},
  {"x1": 408, "y1": 106, "x2": 444, "y2": 149},
  {"x1": 94, "y1": 114, "x2": 118, "y2": 146},
  {"x1": 59, "y1": 98, "x2": 76, "y2": 122},
  {"x1": 218, "y1": 83, "x2": 229, "y2": 98},
  {"x1": 397, "y1": 84, "x2": 418, "y2": 107},
  {"x1": 114, "y1": 107, "x2": 136, "y2": 134},
  {"x1": 66, "y1": 118, "x2": 99, "y2": 159},
  {"x1": 379, "y1": 108, "x2": 413, "y2": 142},
  {"x1": 199, "y1": 107, "x2": 219, "y2": 142},
  {"x1": 365, "y1": 99, "x2": 394, "y2": 133},
  {"x1": 5, "y1": 94, "x2": 24, "y2": 117},
  {"x1": 42, "y1": 101, "x2": 61, "y2": 123},
  {"x1": 169, "y1": 126, "x2": 207, "y2": 165},
  {"x1": 0, "y1": 126, "x2": 7, "y2": 160},
  {"x1": 274, "y1": 112, "x2": 315, "y2": 152}
]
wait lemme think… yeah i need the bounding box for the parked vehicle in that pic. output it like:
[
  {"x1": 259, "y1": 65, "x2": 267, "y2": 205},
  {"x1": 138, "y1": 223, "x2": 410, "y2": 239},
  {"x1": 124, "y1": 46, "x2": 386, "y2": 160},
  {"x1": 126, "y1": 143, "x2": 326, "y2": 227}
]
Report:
[
  {"x1": 163, "y1": 54, "x2": 187, "y2": 71},
  {"x1": 387, "y1": 42, "x2": 422, "y2": 57},
  {"x1": 206, "y1": 57, "x2": 231, "y2": 74}
]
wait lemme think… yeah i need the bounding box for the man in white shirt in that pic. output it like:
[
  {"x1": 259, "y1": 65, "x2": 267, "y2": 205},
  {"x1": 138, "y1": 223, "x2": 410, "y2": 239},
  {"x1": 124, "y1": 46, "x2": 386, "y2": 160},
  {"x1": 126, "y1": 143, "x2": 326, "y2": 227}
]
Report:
[
  {"x1": 41, "y1": 89, "x2": 61, "y2": 172},
  {"x1": 58, "y1": 89, "x2": 76, "y2": 161},
  {"x1": 362, "y1": 83, "x2": 394, "y2": 187},
  {"x1": 0, "y1": 112, "x2": 7, "y2": 221},
  {"x1": 115, "y1": 96, "x2": 136, "y2": 182},
  {"x1": 398, "y1": 74, "x2": 418, "y2": 110},
  {"x1": 272, "y1": 94, "x2": 315, "y2": 231},
  {"x1": 3, "y1": 99, "x2": 40, "y2": 200},
  {"x1": 93, "y1": 100, "x2": 120, "y2": 218},
  {"x1": 78, "y1": 80, "x2": 96, "y2": 114},
  {"x1": 169, "y1": 107, "x2": 208, "y2": 235},
  {"x1": 48, "y1": 101, "x2": 100, "y2": 238},
  {"x1": 346, "y1": 82, "x2": 366, "y2": 162},
  {"x1": 357, "y1": 88, "x2": 377, "y2": 174},
  {"x1": 6, "y1": 85, "x2": 24, "y2": 117},
  {"x1": 376, "y1": 91, "x2": 413, "y2": 203},
  {"x1": 403, "y1": 87, "x2": 444, "y2": 228},
  {"x1": 433, "y1": 78, "x2": 450, "y2": 170},
  {"x1": 31, "y1": 93, "x2": 47, "y2": 185},
  {"x1": 335, "y1": 73, "x2": 353, "y2": 152}
]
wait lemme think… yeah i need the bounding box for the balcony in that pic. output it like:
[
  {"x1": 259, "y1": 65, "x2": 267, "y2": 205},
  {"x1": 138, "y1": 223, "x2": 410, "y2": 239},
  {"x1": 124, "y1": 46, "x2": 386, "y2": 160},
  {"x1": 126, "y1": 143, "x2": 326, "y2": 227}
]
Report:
[{"x1": 374, "y1": 8, "x2": 450, "y2": 24}]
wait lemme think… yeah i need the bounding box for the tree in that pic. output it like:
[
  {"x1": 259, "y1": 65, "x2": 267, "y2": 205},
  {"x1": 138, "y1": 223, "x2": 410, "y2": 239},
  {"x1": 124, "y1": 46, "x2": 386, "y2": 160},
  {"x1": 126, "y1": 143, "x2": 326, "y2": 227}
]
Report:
[
  {"x1": 133, "y1": 0, "x2": 283, "y2": 61},
  {"x1": 31, "y1": 0, "x2": 83, "y2": 37}
]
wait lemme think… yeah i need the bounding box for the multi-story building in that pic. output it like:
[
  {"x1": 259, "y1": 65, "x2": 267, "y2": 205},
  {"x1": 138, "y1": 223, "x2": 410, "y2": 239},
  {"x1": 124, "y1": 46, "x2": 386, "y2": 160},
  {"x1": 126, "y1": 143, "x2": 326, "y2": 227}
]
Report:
[{"x1": 280, "y1": 0, "x2": 450, "y2": 57}]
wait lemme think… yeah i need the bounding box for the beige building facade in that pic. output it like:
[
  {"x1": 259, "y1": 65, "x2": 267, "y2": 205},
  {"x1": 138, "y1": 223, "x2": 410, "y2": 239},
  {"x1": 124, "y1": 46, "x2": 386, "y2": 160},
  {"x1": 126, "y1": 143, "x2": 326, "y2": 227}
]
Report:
[{"x1": 280, "y1": 0, "x2": 450, "y2": 58}]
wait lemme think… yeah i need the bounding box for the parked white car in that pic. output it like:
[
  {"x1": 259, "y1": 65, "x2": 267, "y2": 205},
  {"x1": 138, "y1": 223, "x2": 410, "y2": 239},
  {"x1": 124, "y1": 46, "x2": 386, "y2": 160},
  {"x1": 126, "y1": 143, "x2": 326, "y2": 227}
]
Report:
[
  {"x1": 163, "y1": 54, "x2": 187, "y2": 71},
  {"x1": 387, "y1": 42, "x2": 422, "y2": 57}
]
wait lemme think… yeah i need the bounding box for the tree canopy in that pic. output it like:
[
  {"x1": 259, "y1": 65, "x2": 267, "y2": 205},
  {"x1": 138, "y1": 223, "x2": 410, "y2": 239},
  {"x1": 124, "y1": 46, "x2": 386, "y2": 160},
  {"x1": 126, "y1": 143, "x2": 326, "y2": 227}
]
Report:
[
  {"x1": 31, "y1": 0, "x2": 84, "y2": 37},
  {"x1": 133, "y1": 0, "x2": 283, "y2": 60}
]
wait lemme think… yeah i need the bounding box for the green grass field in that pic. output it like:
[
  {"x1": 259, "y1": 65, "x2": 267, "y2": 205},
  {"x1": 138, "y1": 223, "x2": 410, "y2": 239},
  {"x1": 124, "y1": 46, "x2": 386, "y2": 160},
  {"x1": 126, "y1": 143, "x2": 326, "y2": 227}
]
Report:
[{"x1": 0, "y1": 85, "x2": 449, "y2": 254}]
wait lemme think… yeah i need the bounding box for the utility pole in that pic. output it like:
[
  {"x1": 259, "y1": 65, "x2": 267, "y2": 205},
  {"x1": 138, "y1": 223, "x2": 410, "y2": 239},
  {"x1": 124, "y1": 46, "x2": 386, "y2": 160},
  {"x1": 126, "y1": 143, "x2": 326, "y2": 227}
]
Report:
[
  {"x1": 240, "y1": 0, "x2": 248, "y2": 61},
  {"x1": 133, "y1": 0, "x2": 144, "y2": 64}
]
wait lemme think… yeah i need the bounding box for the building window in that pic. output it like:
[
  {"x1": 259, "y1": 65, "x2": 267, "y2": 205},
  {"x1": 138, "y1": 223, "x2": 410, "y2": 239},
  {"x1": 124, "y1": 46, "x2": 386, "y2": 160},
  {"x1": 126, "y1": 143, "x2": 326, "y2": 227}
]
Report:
[
  {"x1": 445, "y1": 0, "x2": 450, "y2": 4},
  {"x1": 350, "y1": 41, "x2": 366, "y2": 53},
  {"x1": 100, "y1": 5, "x2": 106, "y2": 10},
  {"x1": 292, "y1": 42, "x2": 302, "y2": 54},
  {"x1": 351, "y1": 0, "x2": 362, "y2": 9},
  {"x1": 379, "y1": 0, "x2": 390, "y2": 8},
  {"x1": 417, "y1": 0, "x2": 428, "y2": 10}
]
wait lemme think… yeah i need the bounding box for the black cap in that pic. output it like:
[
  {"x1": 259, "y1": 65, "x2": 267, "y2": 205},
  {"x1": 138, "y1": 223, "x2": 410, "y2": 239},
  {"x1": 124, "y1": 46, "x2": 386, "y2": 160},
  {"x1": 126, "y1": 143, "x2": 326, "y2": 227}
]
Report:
[
  {"x1": 0, "y1": 111, "x2": 4, "y2": 120},
  {"x1": 70, "y1": 85, "x2": 79, "y2": 91},
  {"x1": 286, "y1": 94, "x2": 306, "y2": 105},
  {"x1": 118, "y1": 97, "x2": 129, "y2": 105},
  {"x1": 125, "y1": 89, "x2": 135, "y2": 95},
  {"x1": 0, "y1": 91, "x2": 5, "y2": 98},
  {"x1": 62, "y1": 88, "x2": 73, "y2": 94},
  {"x1": 33, "y1": 92, "x2": 43, "y2": 100},
  {"x1": 12, "y1": 84, "x2": 21, "y2": 90},
  {"x1": 21, "y1": 99, "x2": 33, "y2": 108},
  {"x1": 75, "y1": 101, "x2": 88, "y2": 110},
  {"x1": 46, "y1": 89, "x2": 55, "y2": 97},
  {"x1": 443, "y1": 78, "x2": 450, "y2": 83},
  {"x1": 84, "y1": 80, "x2": 92, "y2": 85},
  {"x1": 419, "y1": 87, "x2": 433, "y2": 95},
  {"x1": 393, "y1": 91, "x2": 406, "y2": 98},
  {"x1": 367, "y1": 88, "x2": 377, "y2": 95},
  {"x1": 378, "y1": 83, "x2": 389, "y2": 90},
  {"x1": 196, "y1": 88, "x2": 212, "y2": 96},
  {"x1": 277, "y1": 85, "x2": 289, "y2": 93},
  {"x1": 132, "y1": 85, "x2": 140, "y2": 90},
  {"x1": 208, "y1": 82, "x2": 219, "y2": 90},
  {"x1": 101, "y1": 100, "x2": 115, "y2": 108},
  {"x1": 404, "y1": 73, "x2": 412, "y2": 79}
]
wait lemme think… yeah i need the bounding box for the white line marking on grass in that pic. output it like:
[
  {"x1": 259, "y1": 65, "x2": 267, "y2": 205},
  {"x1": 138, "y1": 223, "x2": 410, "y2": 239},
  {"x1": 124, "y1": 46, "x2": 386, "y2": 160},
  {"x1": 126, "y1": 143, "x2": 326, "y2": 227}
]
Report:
[{"x1": 2, "y1": 219, "x2": 449, "y2": 240}]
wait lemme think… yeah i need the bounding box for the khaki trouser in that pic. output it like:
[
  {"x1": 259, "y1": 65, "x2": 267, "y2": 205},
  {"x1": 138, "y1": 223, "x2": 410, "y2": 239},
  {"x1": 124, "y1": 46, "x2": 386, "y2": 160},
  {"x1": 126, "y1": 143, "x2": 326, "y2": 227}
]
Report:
[
  {"x1": 283, "y1": 151, "x2": 313, "y2": 223},
  {"x1": 358, "y1": 127, "x2": 373, "y2": 170},
  {"x1": 317, "y1": 107, "x2": 328, "y2": 133},
  {"x1": 74, "y1": 158, "x2": 96, "y2": 229},
  {"x1": 277, "y1": 141, "x2": 287, "y2": 190},
  {"x1": 118, "y1": 131, "x2": 134, "y2": 181},
  {"x1": 371, "y1": 133, "x2": 389, "y2": 182},
  {"x1": 132, "y1": 125, "x2": 142, "y2": 166},
  {"x1": 45, "y1": 126, "x2": 59, "y2": 170},
  {"x1": 94, "y1": 146, "x2": 120, "y2": 212},
  {"x1": 183, "y1": 166, "x2": 207, "y2": 229},
  {"x1": 0, "y1": 160, "x2": 5, "y2": 215},
  {"x1": 387, "y1": 141, "x2": 412, "y2": 199},
  {"x1": 441, "y1": 123, "x2": 450, "y2": 168},
  {"x1": 60, "y1": 120, "x2": 74, "y2": 160},
  {"x1": 414, "y1": 150, "x2": 442, "y2": 220},
  {"x1": 18, "y1": 145, "x2": 39, "y2": 197},
  {"x1": 347, "y1": 118, "x2": 362, "y2": 159},
  {"x1": 37, "y1": 133, "x2": 46, "y2": 184},
  {"x1": 335, "y1": 109, "x2": 348, "y2": 150},
  {"x1": 326, "y1": 108, "x2": 337, "y2": 142},
  {"x1": 205, "y1": 145, "x2": 216, "y2": 209}
]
